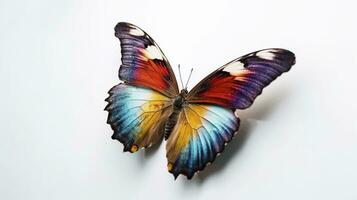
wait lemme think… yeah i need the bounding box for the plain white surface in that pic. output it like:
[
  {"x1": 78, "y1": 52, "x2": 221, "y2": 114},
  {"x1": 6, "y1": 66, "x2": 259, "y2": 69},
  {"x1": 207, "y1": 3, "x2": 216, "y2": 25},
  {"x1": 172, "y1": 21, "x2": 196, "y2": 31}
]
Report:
[{"x1": 1, "y1": 0, "x2": 357, "y2": 199}]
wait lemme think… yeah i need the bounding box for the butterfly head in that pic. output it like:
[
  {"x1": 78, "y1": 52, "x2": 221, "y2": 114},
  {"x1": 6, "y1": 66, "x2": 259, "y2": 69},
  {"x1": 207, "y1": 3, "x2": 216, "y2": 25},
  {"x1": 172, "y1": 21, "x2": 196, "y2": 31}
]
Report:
[{"x1": 180, "y1": 89, "x2": 188, "y2": 97}]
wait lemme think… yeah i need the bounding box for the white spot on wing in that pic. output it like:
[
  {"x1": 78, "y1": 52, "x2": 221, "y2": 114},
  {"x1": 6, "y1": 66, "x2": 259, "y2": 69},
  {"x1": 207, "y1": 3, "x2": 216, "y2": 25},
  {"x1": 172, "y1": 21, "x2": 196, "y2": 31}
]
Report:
[
  {"x1": 142, "y1": 45, "x2": 163, "y2": 60},
  {"x1": 129, "y1": 26, "x2": 145, "y2": 36},
  {"x1": 234, "y1": 109, "x2": 239, "y2": 118},
  {"x1": 256, "y1": 49, "x2": 278, "y2": 60},
  {"x1": 223, "y1": 61, "x2": 245, "y2": 74},
  {"x1": 129, "y1": 28, "x2": 144, "y2": 36}
]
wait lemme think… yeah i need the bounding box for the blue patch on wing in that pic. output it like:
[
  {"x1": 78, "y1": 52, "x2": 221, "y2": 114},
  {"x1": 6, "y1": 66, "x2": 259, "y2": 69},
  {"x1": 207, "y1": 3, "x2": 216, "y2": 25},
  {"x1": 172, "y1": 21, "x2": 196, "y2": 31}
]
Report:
[
  {"x1": 105, "y1": 83, "x2": 171, "y2": 152},
  {"x1": 168, "y1": 104, "x2": 240, "y2": 179}
]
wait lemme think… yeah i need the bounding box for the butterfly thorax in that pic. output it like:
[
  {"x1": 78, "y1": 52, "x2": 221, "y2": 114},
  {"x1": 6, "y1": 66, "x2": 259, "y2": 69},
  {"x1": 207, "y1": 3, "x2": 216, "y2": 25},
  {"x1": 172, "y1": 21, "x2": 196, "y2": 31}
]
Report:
[
  {"x1": 173, "y1": 89, "x2": 188, "y2": 108},
  {"x1": 164, "y1": 89, "x2": 188, "y2": 140}
]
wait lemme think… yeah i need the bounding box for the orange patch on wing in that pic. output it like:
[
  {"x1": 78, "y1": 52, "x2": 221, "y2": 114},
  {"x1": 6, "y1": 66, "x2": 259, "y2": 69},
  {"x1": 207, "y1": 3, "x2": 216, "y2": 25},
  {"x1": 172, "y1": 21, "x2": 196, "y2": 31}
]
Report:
[
  {"x1": 130, "y1": 144, "x2": 138, "y2": 152},
  {"x1": 167, "y1": 163, "x2": 173, "y2": 171},
  {"x1": 233, "y1": 69, "x2": 253, "y2": 81}
]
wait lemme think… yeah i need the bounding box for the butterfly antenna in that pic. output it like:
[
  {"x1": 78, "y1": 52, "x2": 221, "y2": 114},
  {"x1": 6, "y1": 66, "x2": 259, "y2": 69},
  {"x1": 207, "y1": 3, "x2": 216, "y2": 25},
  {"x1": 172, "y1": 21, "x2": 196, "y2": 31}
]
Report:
[
  {"x1": 178, "y1": 64, "x2": 185, "y2": 89},
  {"x1": 185, "y1": 68, "x2": 193, "y2": 89}
]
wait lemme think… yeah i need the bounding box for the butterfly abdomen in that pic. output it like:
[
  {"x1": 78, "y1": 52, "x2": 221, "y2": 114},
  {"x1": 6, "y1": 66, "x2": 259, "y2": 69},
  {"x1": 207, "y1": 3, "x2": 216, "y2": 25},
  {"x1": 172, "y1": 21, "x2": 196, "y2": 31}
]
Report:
[
  {"x1": 164, "y1": 109, "x2": 180, "y2": 140},
  {"x1": 164, "y1": 94, "x2": 185, "y2": 139}
]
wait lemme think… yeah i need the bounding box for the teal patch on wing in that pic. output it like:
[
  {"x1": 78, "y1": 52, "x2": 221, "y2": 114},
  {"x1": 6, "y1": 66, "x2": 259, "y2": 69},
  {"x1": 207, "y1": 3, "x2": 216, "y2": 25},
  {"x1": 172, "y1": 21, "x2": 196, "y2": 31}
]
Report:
[
  {"x1": 105, "y1": 84, "x2": 172, "y2": 152},
  {"x1": 166, "y1": 104, "x2": 240, "y2": 179}
]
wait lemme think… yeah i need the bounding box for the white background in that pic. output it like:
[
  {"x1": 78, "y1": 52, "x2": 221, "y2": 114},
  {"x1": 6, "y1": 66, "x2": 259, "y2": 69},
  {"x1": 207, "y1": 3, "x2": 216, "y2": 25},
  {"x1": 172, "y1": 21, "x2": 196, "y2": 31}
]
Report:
[{"x1": 1, "y1": 0, "x2": 357, "y2": 199}]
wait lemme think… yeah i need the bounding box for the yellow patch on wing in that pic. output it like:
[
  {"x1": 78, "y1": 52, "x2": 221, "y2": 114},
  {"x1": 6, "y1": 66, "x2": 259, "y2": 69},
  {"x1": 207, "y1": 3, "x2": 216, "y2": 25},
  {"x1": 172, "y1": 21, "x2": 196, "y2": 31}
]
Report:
[
  {"x1": 133, "y1": 90, "x2": 172, "y2": 148},
  {"x1": 184, "y1": 105, "x2": 204, "y2": 129},
  {"x1": 166, "y1": 105, "x2": 208, "y2": 163}
]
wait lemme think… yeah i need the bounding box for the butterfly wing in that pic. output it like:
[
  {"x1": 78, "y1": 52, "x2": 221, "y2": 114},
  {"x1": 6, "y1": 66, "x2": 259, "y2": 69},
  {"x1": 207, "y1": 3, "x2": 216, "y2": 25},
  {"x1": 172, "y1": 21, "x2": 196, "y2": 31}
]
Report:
[
  {"x1": 187, "y1": 48, "x2": 296, "y2": 109},
  {"x1": 106, "y1": 22, "x2": 179, "y2": 152},
  {"x1": 105, "y1": 84, "x2": 172, "y2": 152},
  {"x1": 115, "y1": 22, "x2": 179, "y2": 97},
  {"x1": 166, "y1": 104, "x2": 240, "y2": 179},
  {"x1": 166, "y1": 48, "x2": 295, "y2": 178}
]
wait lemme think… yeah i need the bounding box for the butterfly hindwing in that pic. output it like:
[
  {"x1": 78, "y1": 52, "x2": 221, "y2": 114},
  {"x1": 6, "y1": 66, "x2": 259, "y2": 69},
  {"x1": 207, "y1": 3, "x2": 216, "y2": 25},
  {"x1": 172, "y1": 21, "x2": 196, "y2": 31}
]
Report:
[
  {"x1": 166, "y1": 104, "x2": 240, "y2": 179},
  {"x1": 115, "y1": 22, "x2": 179, "y2": 97},
  {"x1": 187, "y1": 48, "x2": 295, "y2": 109},
  {"x1": 105, "y1": 84, "x2": 172, "y2": 152}
]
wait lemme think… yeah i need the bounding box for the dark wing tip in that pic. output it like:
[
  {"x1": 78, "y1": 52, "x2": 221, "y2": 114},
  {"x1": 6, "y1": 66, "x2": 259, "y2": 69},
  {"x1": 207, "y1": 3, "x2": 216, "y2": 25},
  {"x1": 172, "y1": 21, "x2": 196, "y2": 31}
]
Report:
[
  {"x1": 114, "y1": 22, "x2": 130, "y2": 38},
  {"x1": 276, "y1": 48, "x2": 296, "y2": 68},
  {"x1": 268, "y1": 48, "x2": 296, "y2": 71},
  {"x1": 243, "y1": 48, "x2": 295, "y2": 67},
  {"x1": 239, "y1": 48, "x2": 295, "y2": 73},
  {"x1": 114, "y1": 22, "x2": 133, "y2": 32},
  {"x1": 114, "y1": 22, "x2": 146, "y2": 39}
]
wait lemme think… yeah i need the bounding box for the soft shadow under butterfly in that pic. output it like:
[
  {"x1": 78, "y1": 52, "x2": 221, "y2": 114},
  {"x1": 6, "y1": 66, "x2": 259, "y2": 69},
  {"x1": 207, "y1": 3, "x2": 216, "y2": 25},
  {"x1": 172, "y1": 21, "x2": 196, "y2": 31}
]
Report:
[{"x1": 105, "y1": 22, "x2": 296, "y2": 179}]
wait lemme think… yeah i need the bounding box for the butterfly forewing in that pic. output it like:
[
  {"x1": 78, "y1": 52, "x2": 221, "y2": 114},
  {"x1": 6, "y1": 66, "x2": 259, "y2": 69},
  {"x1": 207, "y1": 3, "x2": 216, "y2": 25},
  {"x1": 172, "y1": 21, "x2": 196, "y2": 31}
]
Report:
[
  {"x1": 187, "y1": 48, "x2": 295, "y2": 109},
  {"x1": 115, "y1": 22, "x2": 179, "y2": 97}
]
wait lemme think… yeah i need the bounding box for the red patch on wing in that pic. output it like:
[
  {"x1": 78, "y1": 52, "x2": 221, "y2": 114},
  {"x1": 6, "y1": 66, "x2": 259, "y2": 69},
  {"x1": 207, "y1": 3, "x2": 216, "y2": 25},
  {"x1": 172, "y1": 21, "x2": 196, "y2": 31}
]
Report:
[
  {"x1": 132, "y1": 59, "x2": 171, "y2": 92},
  {"x1": 196, "y1": 75, "x2": 238, "y2": 107}
]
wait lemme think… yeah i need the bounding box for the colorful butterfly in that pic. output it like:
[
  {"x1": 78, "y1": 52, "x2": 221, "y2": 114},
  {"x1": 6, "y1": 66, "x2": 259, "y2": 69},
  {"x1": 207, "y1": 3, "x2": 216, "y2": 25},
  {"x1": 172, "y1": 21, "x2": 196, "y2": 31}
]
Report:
[{"x1": 105, "y1": 22, "x2": 296, "y2": 179}]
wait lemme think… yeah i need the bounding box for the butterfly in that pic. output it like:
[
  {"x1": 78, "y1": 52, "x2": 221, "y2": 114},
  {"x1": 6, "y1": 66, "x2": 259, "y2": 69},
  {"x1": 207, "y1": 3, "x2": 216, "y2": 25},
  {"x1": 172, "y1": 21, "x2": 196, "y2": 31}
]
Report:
[{"x1": 105, "y1": 22, "x2": 296, "y2": 179}]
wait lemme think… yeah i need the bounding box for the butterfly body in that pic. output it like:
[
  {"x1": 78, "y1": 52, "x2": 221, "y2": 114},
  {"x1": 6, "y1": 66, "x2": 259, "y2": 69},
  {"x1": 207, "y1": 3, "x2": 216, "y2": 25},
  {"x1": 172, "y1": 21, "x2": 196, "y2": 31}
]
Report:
[
  {"x1": 164, "y1": 89, "x2": 188, "y2": 139},
  {"x1": 105, "y1": 22, "x2": 296, "y2": 179}
]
